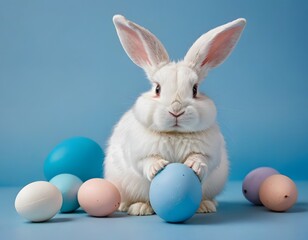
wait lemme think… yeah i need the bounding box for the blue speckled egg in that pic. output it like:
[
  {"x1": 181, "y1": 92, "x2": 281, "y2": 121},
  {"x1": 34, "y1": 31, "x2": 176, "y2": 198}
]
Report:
[{"x1": 149, "y1": 163, "x2": 202, "y2": 223}]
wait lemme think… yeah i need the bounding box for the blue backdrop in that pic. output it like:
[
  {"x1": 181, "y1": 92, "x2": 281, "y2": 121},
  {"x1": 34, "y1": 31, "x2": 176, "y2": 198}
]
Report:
[{"x1": 1, "y1": 0, "x2": 307, "y2": 186}]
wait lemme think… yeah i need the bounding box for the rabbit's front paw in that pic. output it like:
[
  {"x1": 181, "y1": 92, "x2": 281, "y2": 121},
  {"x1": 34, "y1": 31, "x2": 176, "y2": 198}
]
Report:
[
  {"x1": 147, "y1": 159, "x2": 169, "y2": 180},
  {"x1": 118, "y1": 202, "x2": 130, "y2": 212},
  {"x1": 128, "y1": 202, "x2": 154, "y2": 216},
  {"x1": 197, "y1": 199, "x2": 217, "y2": 213},
  {"x1": 184, "y1": 157, "x2": 207, "y2": 180}
]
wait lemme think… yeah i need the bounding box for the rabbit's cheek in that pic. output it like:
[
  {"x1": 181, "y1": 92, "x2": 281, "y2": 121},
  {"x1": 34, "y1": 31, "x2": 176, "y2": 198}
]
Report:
[
  {"x1": 152, "y1": 109, "x2": 174, "y2": 130},
  {"x1": 183, "y1": 106, "x2": 198, "y2": 122}
]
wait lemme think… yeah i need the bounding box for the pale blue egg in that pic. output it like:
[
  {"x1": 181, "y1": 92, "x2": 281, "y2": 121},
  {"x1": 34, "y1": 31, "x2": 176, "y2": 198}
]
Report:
[
  {"x1": 149, "y1": 163, "x2": 202, "y2": 223},
  {"x1": 50, "y1": 174, "x2": 83, "y2": 213}
]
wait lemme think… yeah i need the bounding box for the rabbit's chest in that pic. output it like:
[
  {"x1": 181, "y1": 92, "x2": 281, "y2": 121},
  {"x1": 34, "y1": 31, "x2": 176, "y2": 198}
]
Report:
[{"x1": 152, "y1": 134, "x2": 206, "y2": 163}]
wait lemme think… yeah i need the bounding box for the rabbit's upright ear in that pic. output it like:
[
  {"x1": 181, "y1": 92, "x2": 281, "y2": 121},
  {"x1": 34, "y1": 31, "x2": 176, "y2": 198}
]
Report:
[
  {"x1": 113, "y1": 15, "x2": 169, "y2": 77},
  {"x1": 184, "y1": 18, "x2": 246, "y2": 78}
]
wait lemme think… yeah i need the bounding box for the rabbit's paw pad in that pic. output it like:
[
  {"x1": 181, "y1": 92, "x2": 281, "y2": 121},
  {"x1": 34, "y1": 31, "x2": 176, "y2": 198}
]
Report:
[
  {"x1": 128, "y1": 202, "x2": 154, "y2": 216},
  {"x1": 148, "y1": 159, "x2": 169, "y2": 180},
  {"x1": 184, "y1": 159, "x2": 206, "y2": 180},
  {"x1": 118, "y1": 202, "x2": 130, "y2": 212},
  {"x1": 197, "y1": 200, "x2": 217, "y2": 213}
]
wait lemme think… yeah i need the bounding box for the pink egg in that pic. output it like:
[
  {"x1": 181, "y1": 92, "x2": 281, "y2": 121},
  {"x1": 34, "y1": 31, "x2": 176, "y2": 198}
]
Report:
[
  {"x1": 259, "y1": 174, "x2": 298, "y2": 212},
  {"x1": 77, "y1": 178, "x2": 121, "y2": 217}
]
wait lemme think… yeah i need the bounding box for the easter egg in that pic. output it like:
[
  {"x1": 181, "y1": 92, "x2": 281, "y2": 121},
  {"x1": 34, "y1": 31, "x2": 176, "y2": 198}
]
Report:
[
  {"x1": 242, "y1": 167, "x2": 279, "y2": 205},
  {"x1": 15, "y1": 181, "x2": 62, "y2": 222},
  {"x1": 77, "y1": 178, "x2": 121, "y2": 217},
  {"x1": 49, "y1": 174, "x2": 83, "y2": 213},
  {"x1": 44, "y1": 137, "x2": 104, "y2": 182},
  {"x1": 259, "y1": 174, "x2": 298, "y2": 212},
  {"x1": 149, "y1": 163, "x2": 202, "y2": 223}
]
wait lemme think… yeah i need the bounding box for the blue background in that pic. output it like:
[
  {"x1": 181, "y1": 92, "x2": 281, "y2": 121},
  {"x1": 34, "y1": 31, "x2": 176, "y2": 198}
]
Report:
[{"x1": 0, "y1": 0, "x2": 307, "y2": 186}]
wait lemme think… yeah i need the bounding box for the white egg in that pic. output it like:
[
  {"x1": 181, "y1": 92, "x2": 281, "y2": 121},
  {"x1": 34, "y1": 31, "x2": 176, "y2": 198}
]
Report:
[{"x1": 15, "y1": 181, "x2": 63, "y2": 222}]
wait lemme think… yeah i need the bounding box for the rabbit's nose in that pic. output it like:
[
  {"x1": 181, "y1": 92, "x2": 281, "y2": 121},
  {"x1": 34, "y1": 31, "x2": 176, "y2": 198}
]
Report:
[{"x1": 171, "y1": 100, "x2": 183, "y2": 114}]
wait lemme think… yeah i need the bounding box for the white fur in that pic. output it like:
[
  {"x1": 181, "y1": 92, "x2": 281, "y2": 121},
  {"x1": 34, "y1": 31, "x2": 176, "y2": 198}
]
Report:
[{"x1": 105, "y1": 15, "x2": 246, "y2": 215}]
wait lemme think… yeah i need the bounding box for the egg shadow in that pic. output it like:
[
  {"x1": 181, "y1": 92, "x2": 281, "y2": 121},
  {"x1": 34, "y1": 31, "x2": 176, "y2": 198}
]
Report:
[
  {"x1": 185, "y1": 201, "x2": 260, "y2": 225},
  {"x1": 185, "y1": 200, "x2": 308, "y2": 225},
  {"x1": 49, "y1": 217, "x2": 74, "y2": 223},
  {"x1": 111, "y1": 212, "x2": 130, "y2": 218},
  {"x1": 275, "y1": 202, "x2": 308, "y2": 214},
  {"x1": 25, "y1": 217, "x2": 74, "y2": 224},
  {"x1": 68, "y1": 209, "x2": 86, "y2": 214},
  {"x1": 83, "y1": 211, "x2": 129, "y2": 219}
]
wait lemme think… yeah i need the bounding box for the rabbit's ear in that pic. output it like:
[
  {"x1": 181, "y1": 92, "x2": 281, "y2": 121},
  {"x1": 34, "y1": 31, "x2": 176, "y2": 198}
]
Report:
[
  {"x1": 113, "y1": 15, "x2": 169, "y2": 76},
  {"x1": 184, "y1": 18, "x2": 246, "y2": 77}
]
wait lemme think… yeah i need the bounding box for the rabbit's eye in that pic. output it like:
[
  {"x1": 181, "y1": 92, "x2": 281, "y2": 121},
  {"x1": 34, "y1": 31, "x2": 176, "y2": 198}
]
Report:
[
  {"x1": 193, "y1": 84, "x2": 198, "y2": 98},
  {"x1": 155, "y1": 84, "x2": 161, "y2": 96}
]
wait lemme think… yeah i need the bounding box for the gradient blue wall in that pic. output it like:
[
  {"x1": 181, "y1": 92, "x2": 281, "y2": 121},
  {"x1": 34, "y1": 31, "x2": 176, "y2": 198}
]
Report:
[{"x1": 1, "y1": 0, "x2": 307, "y2": 186}]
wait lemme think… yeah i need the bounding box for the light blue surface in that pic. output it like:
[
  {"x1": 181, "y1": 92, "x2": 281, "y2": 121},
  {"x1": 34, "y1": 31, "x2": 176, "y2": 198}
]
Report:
[
  {"x1": 2, "y1": 182, "x2": 308, "y2": 240},
  {"x1": 0, "y1": 0, "x2": 308, "y2": 186}
]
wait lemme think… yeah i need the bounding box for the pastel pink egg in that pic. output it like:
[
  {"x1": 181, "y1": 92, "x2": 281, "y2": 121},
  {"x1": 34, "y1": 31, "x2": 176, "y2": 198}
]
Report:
[
  {"x1": 259, "y1": 174, "x2": 298, "y2": 212},
  {"x1": 78, "y1": 178, "x2": 121, "y2": 217}
]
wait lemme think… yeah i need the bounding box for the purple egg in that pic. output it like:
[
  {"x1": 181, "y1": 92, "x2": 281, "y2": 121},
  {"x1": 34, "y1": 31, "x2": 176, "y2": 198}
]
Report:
[{"x1": 242, "y1": 167, "x2": 279, "y2": 205}]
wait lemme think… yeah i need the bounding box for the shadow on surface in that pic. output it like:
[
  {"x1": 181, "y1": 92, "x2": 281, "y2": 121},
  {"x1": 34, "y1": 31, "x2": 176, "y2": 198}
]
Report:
[
  {"x1": 277, "y1": 202, "x2": 308, "y2": 214},
  {"x1": 25, "y1": 217, "x2": 74, "y2": 224},
  {"x1": 83, "y1": 211, "x2": 129, "y2": 219},
  {"x1": 185, "y1": 201, "x2": 308, "y2": 225},
  {"x1": 67, "y1": 209, "x2": 86, "y2": 214},
  {"x1": 49, "y1": 217, "x2": 74, "y2": 223},
  {"x1": 111, "y1": 212, "x2": 130, "y2": 218},
  {"x1": 58, "y1": 209, "x2": 130, "y2": 218}
]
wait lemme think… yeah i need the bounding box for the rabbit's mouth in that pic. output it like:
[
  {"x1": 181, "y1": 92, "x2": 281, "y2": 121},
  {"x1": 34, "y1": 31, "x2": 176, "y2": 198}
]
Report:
[
  {"x1": 172, "y1": 118, "x2": 181, "y2": 128},
  {"x1": 169, "y1": 111, "x2": 185, "y2": 128}
]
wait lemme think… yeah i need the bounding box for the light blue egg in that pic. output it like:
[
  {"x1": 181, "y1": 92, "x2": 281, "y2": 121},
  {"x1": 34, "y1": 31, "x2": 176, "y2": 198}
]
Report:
[
  {"x1": 44, "y1": 137, "x2": 104, "y2": 181},
  {"x1": 149, "y1": 163, "x2": 202, "y2": 223},
  {"x1": 49, "y1": 174, "x2": 83, "y2": 213}
]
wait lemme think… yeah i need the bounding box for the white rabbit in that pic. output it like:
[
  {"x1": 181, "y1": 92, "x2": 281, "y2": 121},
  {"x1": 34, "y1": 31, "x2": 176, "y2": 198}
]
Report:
[{"x1": 104, "y1": 15, "x2": 246, "y2": 215}]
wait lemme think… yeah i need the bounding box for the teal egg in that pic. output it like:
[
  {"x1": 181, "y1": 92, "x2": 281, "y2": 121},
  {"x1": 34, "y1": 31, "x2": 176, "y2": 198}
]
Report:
[
  {"x1": 49, "y1": 174, "x2": 83, "y2": 213},
  {"x1": 44, "y1": 137, "x2": 104, "y2": 181}
]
